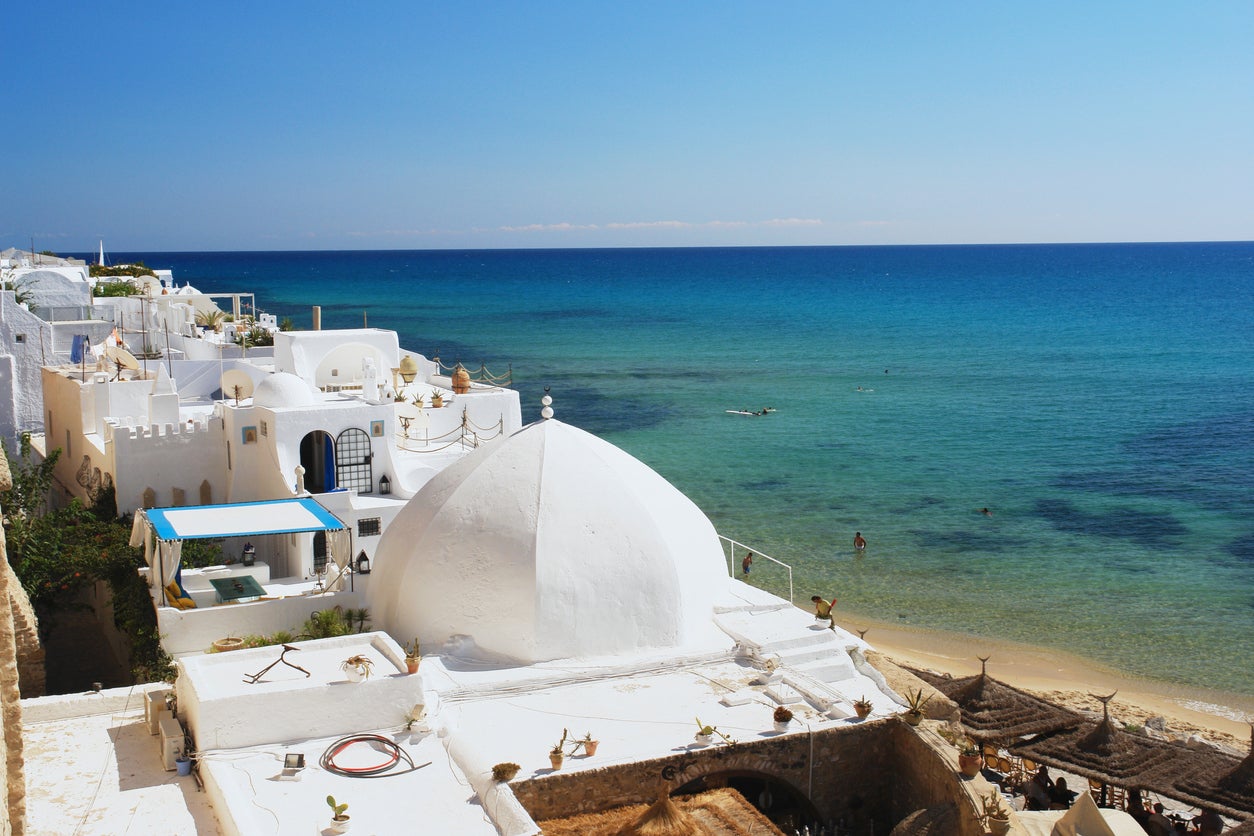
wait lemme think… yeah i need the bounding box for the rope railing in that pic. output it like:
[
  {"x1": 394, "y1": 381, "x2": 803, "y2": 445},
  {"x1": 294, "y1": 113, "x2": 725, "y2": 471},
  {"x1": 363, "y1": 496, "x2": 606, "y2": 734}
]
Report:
[
  {"x1": 431, "y1": 355, "x2": 513, "y2": 387},
  {"x1": 395, "y1": 409, "x2": 506, "y2": 453},
  {"x1": 719, "y1": 535, "x2": 793, "y2": 603}
]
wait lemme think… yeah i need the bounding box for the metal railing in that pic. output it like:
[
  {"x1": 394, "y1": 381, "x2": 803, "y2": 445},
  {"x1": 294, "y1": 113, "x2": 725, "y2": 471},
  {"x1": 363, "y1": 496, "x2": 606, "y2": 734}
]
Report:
[{"x1": 719, "y1": 535, "x2": 793, "y2": 603}]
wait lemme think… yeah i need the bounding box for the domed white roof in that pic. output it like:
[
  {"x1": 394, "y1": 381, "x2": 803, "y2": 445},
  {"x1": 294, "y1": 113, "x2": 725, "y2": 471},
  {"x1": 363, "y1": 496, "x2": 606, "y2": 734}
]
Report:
[
  {"x1": 252, "y1": 372, "x2": 317, "y2": 408},
  {"x1": 368, "y1": 419, "x2": 729, "y2": 664}
]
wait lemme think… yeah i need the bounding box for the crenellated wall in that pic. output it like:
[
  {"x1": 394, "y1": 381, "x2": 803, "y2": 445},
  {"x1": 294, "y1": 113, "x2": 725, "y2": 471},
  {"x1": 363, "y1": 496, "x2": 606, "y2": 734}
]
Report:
[{"x1": 106, "y1": 415, "x2": 227, "y2": 514}]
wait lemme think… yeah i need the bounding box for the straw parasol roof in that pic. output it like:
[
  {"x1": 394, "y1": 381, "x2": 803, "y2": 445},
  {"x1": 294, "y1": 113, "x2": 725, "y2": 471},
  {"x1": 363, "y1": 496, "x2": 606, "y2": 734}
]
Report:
[
  {"x1": 1154, "y1": 726, "x2": 1254, "y2": 821},
  {"x1": 535, "y1": 787, "x2": 786, "y2": 836},
  {"x1": 907, "y1": 658, "x2": 1084, "y2": 743},
  {"x1": 1009, "y1": 693, "x2": 1191, "y2": 789}
]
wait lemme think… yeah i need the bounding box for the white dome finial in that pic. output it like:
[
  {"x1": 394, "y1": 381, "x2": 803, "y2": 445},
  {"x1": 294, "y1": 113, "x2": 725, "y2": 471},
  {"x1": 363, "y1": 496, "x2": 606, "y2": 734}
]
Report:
[{"x1": 541, "y1": 387, "x2": 554, "y2": 420}]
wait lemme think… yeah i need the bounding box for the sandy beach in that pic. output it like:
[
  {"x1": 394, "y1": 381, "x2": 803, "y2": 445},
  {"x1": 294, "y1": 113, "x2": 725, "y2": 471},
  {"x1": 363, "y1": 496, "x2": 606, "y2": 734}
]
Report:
[{"x1": 834, "y1": 611, "x2": 1254, "y2": 753}]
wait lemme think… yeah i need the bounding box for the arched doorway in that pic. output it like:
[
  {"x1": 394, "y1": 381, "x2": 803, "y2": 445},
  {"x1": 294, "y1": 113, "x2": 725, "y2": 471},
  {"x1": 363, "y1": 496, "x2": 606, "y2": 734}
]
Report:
[
  {"x1": 675, "y1": 770, "x2": 821, "y2": 833},
  {"x1": 300, "y1": 431, "x2": 335, "y2": 493},
  {"x1": 335, "y1": 428, "x2": 373, "y2": 494}
]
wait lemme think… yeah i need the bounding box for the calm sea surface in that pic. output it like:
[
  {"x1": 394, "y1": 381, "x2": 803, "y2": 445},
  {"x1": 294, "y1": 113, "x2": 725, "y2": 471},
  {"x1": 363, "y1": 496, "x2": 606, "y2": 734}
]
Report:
[{"x1": 111, "y1": 244, "x2": 1254, "y2": 695}]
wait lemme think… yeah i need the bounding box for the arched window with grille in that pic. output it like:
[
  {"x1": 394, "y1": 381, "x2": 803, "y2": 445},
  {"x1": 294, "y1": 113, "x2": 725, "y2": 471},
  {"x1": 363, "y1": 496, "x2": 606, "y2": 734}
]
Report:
[{"x1": 335, "y1": 428, "x2": 373, "y2": 494}]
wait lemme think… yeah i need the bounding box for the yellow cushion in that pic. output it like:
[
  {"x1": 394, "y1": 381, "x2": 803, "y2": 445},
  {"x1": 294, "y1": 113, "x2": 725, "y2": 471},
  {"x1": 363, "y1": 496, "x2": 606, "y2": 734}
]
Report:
[{"x1": 165, "y1": 581, "x2": 196, "y2": 610}]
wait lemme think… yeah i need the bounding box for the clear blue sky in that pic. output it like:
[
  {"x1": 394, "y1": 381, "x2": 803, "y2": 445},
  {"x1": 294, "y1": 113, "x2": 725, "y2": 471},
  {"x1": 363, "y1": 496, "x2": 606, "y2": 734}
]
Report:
[{"x1": 4, "y1": 2, "x2": 1252, "y2": 252}]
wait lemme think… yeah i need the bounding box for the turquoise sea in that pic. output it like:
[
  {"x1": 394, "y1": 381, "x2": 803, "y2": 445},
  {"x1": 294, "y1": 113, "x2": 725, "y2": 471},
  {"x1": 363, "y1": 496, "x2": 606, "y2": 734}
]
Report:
[{"x1": 111, "y1": 244, "x2": 1254, "y2": 696}]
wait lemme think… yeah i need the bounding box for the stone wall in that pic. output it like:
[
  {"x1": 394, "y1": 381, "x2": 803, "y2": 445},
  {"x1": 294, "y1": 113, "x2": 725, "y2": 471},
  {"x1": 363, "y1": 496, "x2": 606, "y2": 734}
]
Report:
[
  {"x1": 1, "y1": 453, "x2": 26, "y2": 836},
  {"x1": 511, "y1": 718, "x2": 983, "y2": 835}
]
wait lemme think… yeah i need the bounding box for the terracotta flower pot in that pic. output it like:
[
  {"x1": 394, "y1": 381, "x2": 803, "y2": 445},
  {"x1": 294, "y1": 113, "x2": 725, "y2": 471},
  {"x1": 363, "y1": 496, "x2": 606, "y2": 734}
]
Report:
[
  {"x1": 958, "y1": 753, "x2": 982, "y2": 778},
  {"x1": 903, "y1": 710, "x2": 923, "y2": 726},
  {"x1": 406, "y1": 658, "x2": 420, "y2": 674},
  {"x1": 582, "y1": 740, "x2": 599, "y2": 757},
  {"x1": 854, "y1": 704, "x2": 872, "y2": 719},
  {"x1": 549, "y1": 752, "x2": 563, "y2": 771}
]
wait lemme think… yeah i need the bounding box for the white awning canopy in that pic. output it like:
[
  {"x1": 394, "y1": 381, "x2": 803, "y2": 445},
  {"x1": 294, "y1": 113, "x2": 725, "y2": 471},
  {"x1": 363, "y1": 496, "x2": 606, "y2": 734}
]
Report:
[{"x1": 144, "y1": 497, "x2": 347, "y2": 542}]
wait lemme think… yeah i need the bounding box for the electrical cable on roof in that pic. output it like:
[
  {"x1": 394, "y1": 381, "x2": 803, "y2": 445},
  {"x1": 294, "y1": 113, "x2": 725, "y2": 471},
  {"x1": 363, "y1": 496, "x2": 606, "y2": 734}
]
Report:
[{"x1": 319, "y1": 734, "x2": 430, "y2": 778}]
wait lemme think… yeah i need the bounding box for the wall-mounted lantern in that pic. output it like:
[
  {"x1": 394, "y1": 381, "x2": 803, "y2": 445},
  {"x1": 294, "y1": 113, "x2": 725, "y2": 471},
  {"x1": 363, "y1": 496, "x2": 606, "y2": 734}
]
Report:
[
  {"x1": 356, "y1": 551, "x2": 371, "y2": 575},
  {"x1": 379, "y1": 474, "x2": 391, "y2": 495}
]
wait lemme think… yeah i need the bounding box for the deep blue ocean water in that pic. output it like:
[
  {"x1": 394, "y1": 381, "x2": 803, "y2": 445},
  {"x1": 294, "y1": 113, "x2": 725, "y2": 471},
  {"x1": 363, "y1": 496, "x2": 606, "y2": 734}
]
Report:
[{"x1": 108, "y1": 244, "x2": 1254, "y2": 695}]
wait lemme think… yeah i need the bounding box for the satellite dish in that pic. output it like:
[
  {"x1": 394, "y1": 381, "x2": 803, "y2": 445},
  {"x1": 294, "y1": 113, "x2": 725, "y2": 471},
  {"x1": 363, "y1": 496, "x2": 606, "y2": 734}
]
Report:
[
  {"x1": 104, "y1": 345, "x2": 140, "y2": 379},
  {"x1": 395, "y1": 401, "x2": 421, "y2": 421},
  {"x1": 220, "y1": 369, "x2": 255, "y2": 405}
]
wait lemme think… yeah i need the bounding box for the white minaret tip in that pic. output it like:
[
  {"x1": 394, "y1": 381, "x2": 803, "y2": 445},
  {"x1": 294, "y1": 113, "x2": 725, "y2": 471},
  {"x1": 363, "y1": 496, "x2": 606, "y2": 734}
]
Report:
[{"x1": 541, "y1": 389, "x2": 554, "y2": 420}]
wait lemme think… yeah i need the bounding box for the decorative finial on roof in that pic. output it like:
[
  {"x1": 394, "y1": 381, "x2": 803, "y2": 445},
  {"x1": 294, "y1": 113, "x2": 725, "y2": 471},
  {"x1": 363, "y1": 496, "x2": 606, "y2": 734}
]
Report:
[
  {"x1": 541, "y1": 386, "x2": 554, "y2": 420},
  {"x1": 1093, "y1": 691, "x2": 1118, "y2": 723},
  {"x1": 857, "y1": 629, "x2": 868, "y2": 640},
  {"x1": 978, "y1": 655, "x2": 991, "y2": 677}
]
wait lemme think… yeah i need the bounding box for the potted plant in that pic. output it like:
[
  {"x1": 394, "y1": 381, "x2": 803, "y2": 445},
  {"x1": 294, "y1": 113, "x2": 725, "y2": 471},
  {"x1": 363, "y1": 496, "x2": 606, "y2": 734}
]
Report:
[
  {"x1": 403, "y1": 639, "x2": 421, "y2": 674},
  {"x1": 492, "y1": 762, "x2": 521, "y2": 782},
  {"x1": 341, "y1": 654, "x2": 373, "y2": 682},
  {"x1": 576, "y1": 731, "x2": 599, "y2": 757},
  {"x1": 327, "y1": 795, "x2": 351, "y2": 833},
  {"x1": 853, "y1": 696, "x2": 873, "y2": 719},
  {"x1": 694, "y1": 717, "x2": 716, "y2": 746},
  {"x1": 429, "y1": 390, "x2": 445, "y2": 408},
  {"x1": 903, "y1": 688, "x2": 931, "y2": 726},
  {"x1": 958, "y1": 737, "x2": 983, "y2": 778},
  {"x1": 693, "y1": 717, "x2": 736, "y2": 746},
  {"x1": 550, "y1": 728, "x2": 568, "y2": 770},
  {"x1": 773, "y1": 705, "x2": 794, "y2": 732},
  {"x1": 403, "y1": 704, "x2": 426, "y2": 735},
  {"x1": 981, "y1": 790, "x2": 1011, "y2": 836}
]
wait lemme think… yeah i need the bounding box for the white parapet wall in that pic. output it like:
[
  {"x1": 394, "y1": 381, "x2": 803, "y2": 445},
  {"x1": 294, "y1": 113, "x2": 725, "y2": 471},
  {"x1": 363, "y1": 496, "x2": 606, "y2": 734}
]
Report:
[
  {"x1": 176, "y1": 632, "x2": 426, "y2": 751},
  {"x1": 157, "y1": 589, "x2": 364, "y2": 657}
]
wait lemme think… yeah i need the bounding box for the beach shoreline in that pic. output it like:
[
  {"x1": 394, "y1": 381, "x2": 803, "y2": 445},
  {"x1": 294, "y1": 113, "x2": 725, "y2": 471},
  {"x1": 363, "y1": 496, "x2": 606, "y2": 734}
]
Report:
[{"x1": 832, "y1": 610, "x2": 1254, "y2": 752}]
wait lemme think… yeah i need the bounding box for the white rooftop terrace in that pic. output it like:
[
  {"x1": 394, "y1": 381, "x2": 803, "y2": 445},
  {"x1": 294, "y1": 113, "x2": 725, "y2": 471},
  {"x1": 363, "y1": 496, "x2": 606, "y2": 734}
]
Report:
[{"x1": 25, "y1": 580, "x2": 907, "y2": 835}]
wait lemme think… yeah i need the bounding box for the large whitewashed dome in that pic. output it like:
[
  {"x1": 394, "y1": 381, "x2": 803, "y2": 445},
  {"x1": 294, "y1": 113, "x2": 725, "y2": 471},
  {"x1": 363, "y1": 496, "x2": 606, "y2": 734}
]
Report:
[
  {"x1": 368, "y1": 418, "x2": 729, "y2": 664},
  {"x1": 252, "y1": 372, "x2": 317, "y2": 408}
]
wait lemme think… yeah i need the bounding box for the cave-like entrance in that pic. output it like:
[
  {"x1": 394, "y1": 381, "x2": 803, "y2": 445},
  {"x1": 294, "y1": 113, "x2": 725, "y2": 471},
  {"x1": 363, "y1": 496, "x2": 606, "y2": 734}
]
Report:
[{"x1": 300, "y1": 430, "x2": 336, "y2": 493}]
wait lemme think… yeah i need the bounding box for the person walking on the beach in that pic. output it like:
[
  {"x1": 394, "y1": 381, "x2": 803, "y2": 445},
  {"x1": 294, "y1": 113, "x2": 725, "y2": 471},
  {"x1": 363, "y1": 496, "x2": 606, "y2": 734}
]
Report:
[
  {"x1": 853, "y1": 532, "x2": 866, "y2": 550},
  {"x1": 741, "y1": 552, "x2": 753, "y2": 576}
]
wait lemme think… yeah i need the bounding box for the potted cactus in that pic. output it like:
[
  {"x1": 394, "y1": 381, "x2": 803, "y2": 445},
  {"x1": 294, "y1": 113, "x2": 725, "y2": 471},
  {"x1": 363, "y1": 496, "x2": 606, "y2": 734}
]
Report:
[
  {"x1": 958, "y1": 737, "x2": 983, "y2": 777},
  {"x1": 403, "y1": 639, "x2": 421, "y2": 674},
  {"x1": 982, "y1": 790, "x2": 1011, "y2": 836},
  {"x1": 326, "y1": 795, "x2": 350, "y2": 833},
  {"x1": 576, "y1": 731, "x2": 599, "y2": 757},
  {"x1": 903, "y1": 688, "x2": 931, "y2": 725},
  {"x1": 549, "y1": 728, "x2": 568, "y2": 770},
  {"x1": 853, "y1": 696, "x2": 874, "y2": 720}
]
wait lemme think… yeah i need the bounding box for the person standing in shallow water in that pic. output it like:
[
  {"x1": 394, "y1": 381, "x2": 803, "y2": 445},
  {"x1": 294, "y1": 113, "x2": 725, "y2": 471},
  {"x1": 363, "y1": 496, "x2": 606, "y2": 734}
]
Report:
[
  {"x1": 741, "y1": 552, "x2": 753, "y2": 576},
  {"x1": 853, "y1": 532, "x2": 866, "y2": 550}
]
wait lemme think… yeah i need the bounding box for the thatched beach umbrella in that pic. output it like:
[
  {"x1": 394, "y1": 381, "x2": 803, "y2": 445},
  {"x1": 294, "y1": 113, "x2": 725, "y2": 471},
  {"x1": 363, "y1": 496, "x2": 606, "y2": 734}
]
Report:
[
  {"x1": 535, "y1": 787, "x2": 785, "y2": 836},
  {"x1": 622, "y1": 787, "x2": 702, "y2": 836},
  {"x1": 1008, "y1": 693, "x2": 1189, "y2": 791},
  {"x1": 909, "y1": 658, "x2": 1084, "y2": 744},
  {"x1": 1155, "y1": 726, "x2": 1254, "y2": 820}
]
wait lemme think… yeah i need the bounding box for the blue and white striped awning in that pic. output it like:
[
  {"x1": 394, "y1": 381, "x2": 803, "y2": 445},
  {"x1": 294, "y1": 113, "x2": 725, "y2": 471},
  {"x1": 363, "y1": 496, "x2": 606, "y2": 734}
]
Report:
[{"x1": 145, "y1": 497, "x2": 347, "y2": 541}]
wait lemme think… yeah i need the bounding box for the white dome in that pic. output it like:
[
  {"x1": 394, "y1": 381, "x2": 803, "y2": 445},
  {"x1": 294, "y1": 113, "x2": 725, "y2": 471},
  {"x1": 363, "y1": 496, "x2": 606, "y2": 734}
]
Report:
[
  {"x1": 368, "y1": 419, "x2": 729, "y2": 664},
  {"x1": 252, "y1": 372, "x2": 317, "y2": 408}
]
